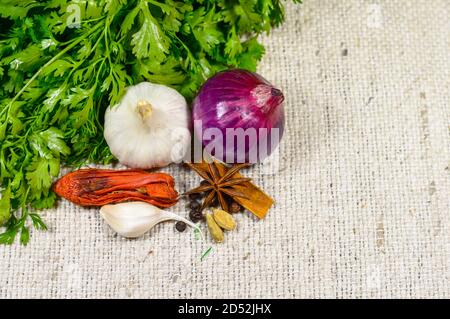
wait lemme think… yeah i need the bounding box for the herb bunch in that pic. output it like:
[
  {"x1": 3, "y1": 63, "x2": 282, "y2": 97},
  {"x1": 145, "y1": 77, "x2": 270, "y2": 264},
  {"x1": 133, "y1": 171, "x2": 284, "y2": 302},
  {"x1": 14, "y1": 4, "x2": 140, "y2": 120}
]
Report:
[{"x1": 0, "y1": 0, "x2": 300, "y2": 245}]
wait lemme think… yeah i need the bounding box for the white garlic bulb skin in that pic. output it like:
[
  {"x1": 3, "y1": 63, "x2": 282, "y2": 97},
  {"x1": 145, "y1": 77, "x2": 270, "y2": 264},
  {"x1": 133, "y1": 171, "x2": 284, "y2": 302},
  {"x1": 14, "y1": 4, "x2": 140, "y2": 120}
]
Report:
[{"x1": 104, "y1": 82, "x2": 191, "y2": 169}]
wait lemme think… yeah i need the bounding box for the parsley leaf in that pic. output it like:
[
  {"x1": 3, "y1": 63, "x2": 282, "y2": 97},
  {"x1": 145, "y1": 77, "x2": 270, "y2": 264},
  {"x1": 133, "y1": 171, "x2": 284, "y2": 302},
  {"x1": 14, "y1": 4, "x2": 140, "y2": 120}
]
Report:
[
  {"x1": 131, "y1": 1, "x2": 170, "y2": 61},
  {"x1": 0, "y1": 186, "x2": 11, "y2": 226}
]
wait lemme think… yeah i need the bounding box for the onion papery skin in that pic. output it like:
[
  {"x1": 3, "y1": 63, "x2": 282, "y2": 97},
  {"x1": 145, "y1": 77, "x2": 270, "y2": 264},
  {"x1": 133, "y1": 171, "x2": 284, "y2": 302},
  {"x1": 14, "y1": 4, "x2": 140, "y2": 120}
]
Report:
[{"x1": 192, "y1": 69, "x2": 285, "y2": 164}]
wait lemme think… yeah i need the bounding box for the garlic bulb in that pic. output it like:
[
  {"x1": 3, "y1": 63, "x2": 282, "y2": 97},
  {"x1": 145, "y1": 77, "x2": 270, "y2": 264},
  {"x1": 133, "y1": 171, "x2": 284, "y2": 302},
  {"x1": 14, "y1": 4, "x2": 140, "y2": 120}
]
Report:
[
  {"x1": 104, "y1": 82, "x2": 191, "y2": 169},
  {"x1": 100, "y1": 202, "x2": 199, "y2": 238}
]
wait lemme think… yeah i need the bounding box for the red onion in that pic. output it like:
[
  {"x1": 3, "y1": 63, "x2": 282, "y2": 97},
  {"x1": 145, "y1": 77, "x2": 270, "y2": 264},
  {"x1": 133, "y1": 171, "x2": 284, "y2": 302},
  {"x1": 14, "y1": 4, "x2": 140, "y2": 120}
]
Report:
[{"x1": 192, "y1": 69, "x2": 285, "y2": 163}]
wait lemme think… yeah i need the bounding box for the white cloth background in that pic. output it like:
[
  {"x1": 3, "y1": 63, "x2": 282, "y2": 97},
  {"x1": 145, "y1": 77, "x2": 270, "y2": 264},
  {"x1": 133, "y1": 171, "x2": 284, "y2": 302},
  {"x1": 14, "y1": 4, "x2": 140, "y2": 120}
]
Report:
[{"x1": 1, "y1": 0, "x2": 449, "y2": 298}]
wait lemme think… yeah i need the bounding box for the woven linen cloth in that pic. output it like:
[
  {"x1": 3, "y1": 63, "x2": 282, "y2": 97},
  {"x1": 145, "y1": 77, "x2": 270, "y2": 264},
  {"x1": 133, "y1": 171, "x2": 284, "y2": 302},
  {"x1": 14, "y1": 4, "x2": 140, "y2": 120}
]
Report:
[{"x1": 1, "y1": 0, "x2": 450, "y2": 299}]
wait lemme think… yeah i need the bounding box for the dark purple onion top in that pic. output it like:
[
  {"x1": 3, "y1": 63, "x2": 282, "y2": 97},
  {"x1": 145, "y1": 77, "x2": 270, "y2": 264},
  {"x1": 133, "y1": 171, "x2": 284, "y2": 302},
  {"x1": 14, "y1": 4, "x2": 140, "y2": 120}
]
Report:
[{"x1": 192, "y1": 69, "x2": 285, "y2": 163}]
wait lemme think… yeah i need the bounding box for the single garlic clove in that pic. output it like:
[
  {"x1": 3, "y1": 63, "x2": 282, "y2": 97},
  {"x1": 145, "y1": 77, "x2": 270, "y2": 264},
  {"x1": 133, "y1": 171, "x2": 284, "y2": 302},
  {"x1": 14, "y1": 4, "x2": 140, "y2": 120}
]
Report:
[{"x1": 100, "y1": 201, "x2": 198, "y2": 238}]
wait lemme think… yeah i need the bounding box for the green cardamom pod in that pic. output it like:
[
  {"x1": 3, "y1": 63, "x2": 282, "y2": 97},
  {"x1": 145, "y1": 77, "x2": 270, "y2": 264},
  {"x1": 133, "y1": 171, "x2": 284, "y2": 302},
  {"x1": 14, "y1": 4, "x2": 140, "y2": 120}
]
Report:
[
  {"x1": 212, "y1": 208, "x2": 237, "y2": 231},
  {"x1": 206, "y1": 213, "x2": 224, "y2": 243}
]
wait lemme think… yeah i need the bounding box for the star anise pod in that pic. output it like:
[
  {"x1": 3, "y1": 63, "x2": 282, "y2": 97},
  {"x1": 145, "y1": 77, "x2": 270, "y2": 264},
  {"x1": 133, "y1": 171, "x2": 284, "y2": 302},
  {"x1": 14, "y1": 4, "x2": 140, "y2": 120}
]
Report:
[{"x1": 185, "y1": 162, "x2": 252, "y2": 212}]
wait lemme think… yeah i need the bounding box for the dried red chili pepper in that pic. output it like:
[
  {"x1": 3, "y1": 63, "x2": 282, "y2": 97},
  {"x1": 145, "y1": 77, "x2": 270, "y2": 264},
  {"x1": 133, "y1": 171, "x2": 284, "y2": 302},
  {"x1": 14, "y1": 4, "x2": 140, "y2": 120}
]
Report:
[{"x1": 53, "y1": 169, "x2": 178, "y2": 208}]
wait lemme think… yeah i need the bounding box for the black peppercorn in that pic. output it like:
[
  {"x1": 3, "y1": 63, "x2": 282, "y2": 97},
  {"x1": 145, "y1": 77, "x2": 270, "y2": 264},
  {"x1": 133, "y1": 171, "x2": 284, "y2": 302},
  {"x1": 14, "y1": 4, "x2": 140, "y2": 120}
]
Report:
[
  {"x1": 189, "y1": 210, "x2": 204, "y2": 223},
  {"x1": 189, "y1": 200, "x2": 201, "y2": 211},
  {"x1": 175, "y1": 221, "x2": 187, "y2": 232},
  {"x1": 188, "y1": 193, "x2": 202, "y2": 201},
  {"x1": 229, "y1": 201, "x2": 243, "y2": 214}
]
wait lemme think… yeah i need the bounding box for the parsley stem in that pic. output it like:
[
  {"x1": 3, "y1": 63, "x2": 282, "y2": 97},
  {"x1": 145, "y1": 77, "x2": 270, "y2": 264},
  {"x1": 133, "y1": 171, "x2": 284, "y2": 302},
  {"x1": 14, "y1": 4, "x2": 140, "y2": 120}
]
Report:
[{"x1": 66, "y1": 28, "x2": 104, "y2": 80}]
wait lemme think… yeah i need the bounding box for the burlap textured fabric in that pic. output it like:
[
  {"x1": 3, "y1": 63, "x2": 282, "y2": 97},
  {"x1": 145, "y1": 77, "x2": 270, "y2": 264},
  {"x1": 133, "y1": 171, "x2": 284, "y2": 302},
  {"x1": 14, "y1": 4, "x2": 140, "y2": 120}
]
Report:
[{"x1": 1, "y1": 0, "x2": 449, "y2": 299}]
